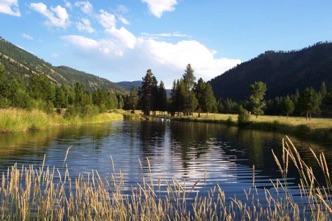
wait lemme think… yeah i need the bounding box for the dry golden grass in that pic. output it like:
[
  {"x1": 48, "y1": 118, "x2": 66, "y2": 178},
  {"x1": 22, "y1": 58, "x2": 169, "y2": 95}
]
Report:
[
  {"x1": 0, "y1": 137, "x2": 331, "y2": 220},
  {"x1": 0, "y1": 108, "x2": 123, "y2": 133}
]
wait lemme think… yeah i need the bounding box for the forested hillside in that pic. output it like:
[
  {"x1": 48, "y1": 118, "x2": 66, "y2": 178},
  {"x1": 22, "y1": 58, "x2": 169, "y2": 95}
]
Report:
[
  {"x1": 210, "y1": 42, "x2": 332, "y2": 101},
  {"x1": 0, "y1": 37, "x2": 126, "y2": 93}
]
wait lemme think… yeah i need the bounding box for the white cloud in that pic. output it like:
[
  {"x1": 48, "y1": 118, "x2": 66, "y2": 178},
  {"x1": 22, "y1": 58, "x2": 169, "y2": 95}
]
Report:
[
  {"x1": 118, "y1": 15, "x2": 130, "y2": 25},
  {"x1": 141, "y1": 0, "x2": 177, "y2": 18},
  {"x1": 76, "y1": 18, "x2": 95, "y2": 33},
  {"x1": 61, "y1": 35, "x2": 99, "y2": 50},
  {"x1": 142, "y1": 39, "x2": 241, "y2": 81},
  {"x1": 74, "y1": 1, "x2": 93, "y2": 15},
  {"x1": 141, "y1": 32, "x2": 189, "y2": 40},
  {"x1": 105, "y1": 27, "x2": 136, "y2": 49},
  {"x1": 98, "y1": 9, "x2": 116, "y2": 28},
  {"x1": 0, "y1": 0, "x2": 20, "y2": 16},
  {"x1": 62, "y1": 33, "x2": 241, "y2": 87},
  {"x1": 22, "y1": 33, "x2": 33, "y2": 40},
  {"x1": 30, "y1": 2, "x2": 70, "y2": 28},
  {"x1": 64, "y1": 0, "x2": 72, "y2": 9}
]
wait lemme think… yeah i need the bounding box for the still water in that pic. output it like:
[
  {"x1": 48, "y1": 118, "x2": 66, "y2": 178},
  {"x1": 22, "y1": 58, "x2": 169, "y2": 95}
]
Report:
[{"x1": 0, "y1": 120, "x2": 331, "y2": 205}]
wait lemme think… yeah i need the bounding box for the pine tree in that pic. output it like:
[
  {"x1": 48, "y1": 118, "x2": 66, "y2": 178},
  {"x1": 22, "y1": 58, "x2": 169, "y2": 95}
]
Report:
[
  {"x1": 183, "y1": 64, "x2": 196, "y2": 90},
  {"x1": 157, "y1": 81, "x2": 168, "y2": 114},
  {"x1": 138, "y1": 69, "x2": 158, "y2": 115}
]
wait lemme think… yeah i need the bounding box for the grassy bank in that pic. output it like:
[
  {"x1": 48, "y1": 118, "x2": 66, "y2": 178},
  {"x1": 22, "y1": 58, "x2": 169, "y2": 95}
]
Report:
[
  {"x1": 0, "y1": 137, "x2": 331, "y2": 220},
  {"x1": 0, "y1": 108, "x2": 123, "y2": 133},
  {"x1": 173, "y1": 113, "x2": 332, "y2": 141}
]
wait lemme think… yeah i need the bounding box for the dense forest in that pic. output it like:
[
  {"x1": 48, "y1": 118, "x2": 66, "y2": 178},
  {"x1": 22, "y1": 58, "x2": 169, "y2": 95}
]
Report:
[
  {"x1": 210, "y1": 42, "x2": 332, "y2": 101},
  {"x1": 0, "y1": 63, "x2": 120, "y2": 117}
]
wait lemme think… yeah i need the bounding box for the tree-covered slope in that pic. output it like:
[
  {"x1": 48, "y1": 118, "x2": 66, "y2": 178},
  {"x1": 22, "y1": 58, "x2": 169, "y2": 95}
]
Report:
[
  {"x1": 0, "y1": 37, "x2": 126, "y2": 92},
  {"x1": 210, "y1": 42, "x2": 332, "y2": 101}
]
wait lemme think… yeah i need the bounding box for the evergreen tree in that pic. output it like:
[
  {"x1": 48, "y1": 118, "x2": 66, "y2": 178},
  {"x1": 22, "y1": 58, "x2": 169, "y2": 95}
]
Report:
[
  {"x1": 128, "y1": 86, "x2": 139, "y2": 113},
  {"x1": 321, "y1": 91, "x2": 332, "y2": 115},
  {"x1": 204, "y1": 83, "x2": 217, "y2": 115},
  {"x1": 169, "y1": 80, "x2": 180, "y2": 116},
  {"x1": 281, "y1": 96, "x2": 295, "y2": 117},
  {"x1": 157, "y1": 81, "x2": 168, "y2": 114},
  {"x1": 28, "y1": 73, "x2": 55, "y2": 103},
  {"x1": 194, "y1": 79, "x2": 217, "y2": 116},
  {"x1": 297, "y1": 87, "x2": 321, "y2": 120},
  {"x1": 183, "y1": 64, "x2": 196, "y2": 90},
  {"x1": 54, "y1": 85, "x2": 69, "y2": 108},
  {"x1": 138, "y1": 69, "x2": 158, "y2": 115},
  {"x1": 193, "y1": 78, "x2": 206, "y2": 117}
]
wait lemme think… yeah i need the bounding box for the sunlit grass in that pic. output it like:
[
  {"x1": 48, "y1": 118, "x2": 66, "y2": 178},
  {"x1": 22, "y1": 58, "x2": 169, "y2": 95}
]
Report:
[
  {"x1": 0, "y1": 137, "x2": 331, "y2": 220},
  {"x1": 177, "y1": 112, "x2": 332, "y2": 128},
  {"x1": 0, "y1": 108, "x2": 123, "y2": 133}
]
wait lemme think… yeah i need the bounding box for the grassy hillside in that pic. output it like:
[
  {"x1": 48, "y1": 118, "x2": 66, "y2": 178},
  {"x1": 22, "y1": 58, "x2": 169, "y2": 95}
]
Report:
[
  {"x1": 0, "y1": 37, "x2": 126, "y2": 93},
  {"x1": 210, "y1": 42, "x2": 332, "y2": 100}
]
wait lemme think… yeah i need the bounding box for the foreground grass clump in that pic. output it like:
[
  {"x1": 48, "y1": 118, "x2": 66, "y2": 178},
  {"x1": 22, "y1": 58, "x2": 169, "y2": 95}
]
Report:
[
  {"x1": 0, "y1": 108, "x2": 123, "y2": 133},
  {"x1": 0, "y1": 137, "x2": 331, "y2": 220}
]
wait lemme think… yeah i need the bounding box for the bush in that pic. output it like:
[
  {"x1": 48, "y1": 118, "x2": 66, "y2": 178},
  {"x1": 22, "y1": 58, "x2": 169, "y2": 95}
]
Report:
[
  {"x1": 238, "y1": 106, "x2": 251, "y2": 124},
  {"x1": 81, "y1": 104, "x2": 99, "y2": 117},
  {"x1": 64, "y1": 105, "x2": 80, "y2": 118}
]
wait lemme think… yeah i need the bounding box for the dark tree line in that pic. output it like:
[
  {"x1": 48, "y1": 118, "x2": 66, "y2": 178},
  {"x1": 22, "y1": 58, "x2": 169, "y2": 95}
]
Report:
[
  {"x1": 0, "y1": 63, "x2": 120, "y2": 117},
  {"x1": 129, "y1": 64, "x2": 217, "y2": 116},
  {"x1": 219, "y1": 81, "x2": 331, "y2": 120}
]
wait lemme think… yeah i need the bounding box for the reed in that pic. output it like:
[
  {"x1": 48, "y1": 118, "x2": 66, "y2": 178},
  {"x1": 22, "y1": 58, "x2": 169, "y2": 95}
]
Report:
[
  {"x1": 0, "y1": 108, "x2": 123, "y2": 133},
  {"x1": 0, "y1": 137, "x2": 331, "y2": 220}
]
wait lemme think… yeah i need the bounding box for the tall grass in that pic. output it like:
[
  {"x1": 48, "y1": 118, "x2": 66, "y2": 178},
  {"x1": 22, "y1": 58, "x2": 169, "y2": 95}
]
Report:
[
  {"x1": 0, "y1": 108, "x2": 123, "y2": 133},
  {"x1": 0, "y1": 137, "x2": 331, "y2": 220}
]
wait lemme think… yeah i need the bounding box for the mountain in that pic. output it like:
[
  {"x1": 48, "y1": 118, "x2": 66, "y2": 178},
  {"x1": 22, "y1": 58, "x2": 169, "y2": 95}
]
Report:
[
  {"x1": 0, "y1": 37, "x2": 126, "y2": 93},
  {"x1": 116, "y1": 81, "x2": 142, "y2": 90},
  {"x1": 209, "y1": 42, "x2": 332, "y2": 101}
]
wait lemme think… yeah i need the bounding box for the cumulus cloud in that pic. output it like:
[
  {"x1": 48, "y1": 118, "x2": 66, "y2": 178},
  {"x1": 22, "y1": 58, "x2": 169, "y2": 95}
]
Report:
[
  {"x1": 105, "y1": 27, "x2": 136, "y2": 49},
  {"x1": 98, "y1": 9, "x2": 116, "y2": 28},
  {"x1": 62, "y1": 32, "x2": 241, "y2": 87},
  {"x1": 30, "y1": 2, "x2": 70, "y2": 28},
  {"x1": 141, "y1": 0, "x2": 177, "y2": 18},
  {"x1": 74, "y1": 1, "x2": 93, "y2": 15},
  {"x1": 142, "y1": 39, "x2": 241, "y2": 80},
  {"x1": 76, "y1": 18, "x2": 95, "y2": 33},
  {"x1": 0, "y1": 0, "x2": 20, "y2": 16}
]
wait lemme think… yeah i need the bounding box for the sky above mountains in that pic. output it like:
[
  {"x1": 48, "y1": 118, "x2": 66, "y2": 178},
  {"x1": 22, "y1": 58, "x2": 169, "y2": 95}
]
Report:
[{"x1": 1, "y1": 0, "x2": 332, "y2": 88}]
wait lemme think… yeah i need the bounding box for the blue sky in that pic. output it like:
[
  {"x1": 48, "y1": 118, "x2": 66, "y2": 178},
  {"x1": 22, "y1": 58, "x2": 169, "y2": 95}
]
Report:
[{"x1": 1, "y1": 0, "x2": 332, "y2": 88}]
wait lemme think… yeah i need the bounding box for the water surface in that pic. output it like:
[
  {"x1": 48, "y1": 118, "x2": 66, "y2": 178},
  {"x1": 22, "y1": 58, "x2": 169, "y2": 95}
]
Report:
[{"x1": 0, "y1": 120, "x2": 330, "y2": 205}]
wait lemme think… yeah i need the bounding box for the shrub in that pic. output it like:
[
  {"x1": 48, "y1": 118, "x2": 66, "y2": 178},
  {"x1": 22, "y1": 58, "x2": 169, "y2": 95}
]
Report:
[{"x1": 237, "y1": 105, "x2": 251, "y2": 124}]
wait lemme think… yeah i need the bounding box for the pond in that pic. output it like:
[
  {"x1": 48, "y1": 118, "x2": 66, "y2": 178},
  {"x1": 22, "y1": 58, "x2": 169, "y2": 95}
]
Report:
[{"x1": 0, "y1": 120, "x2": 331, "y2": 211}]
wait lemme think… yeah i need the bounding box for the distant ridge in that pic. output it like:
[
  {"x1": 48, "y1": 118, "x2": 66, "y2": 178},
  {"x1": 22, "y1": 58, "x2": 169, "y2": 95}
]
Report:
[
  {"x1": 116, "y1": 81, "x2": 142, "y2": 90},
  {"x1": 0, "y1": 37, "x2": 126, "y2": 93},
  {"x1": 209, "y1": 42, "x2": 332, "y2": 101}
]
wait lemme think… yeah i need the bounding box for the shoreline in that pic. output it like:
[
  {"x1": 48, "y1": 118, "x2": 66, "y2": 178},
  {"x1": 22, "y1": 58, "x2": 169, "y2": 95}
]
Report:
[
  {"x1": 170, "y1": 113, "x2": 332, "y2": 142},
  {"x1": 1, "y1": 108, "x2": 332, "y2": 142}
]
